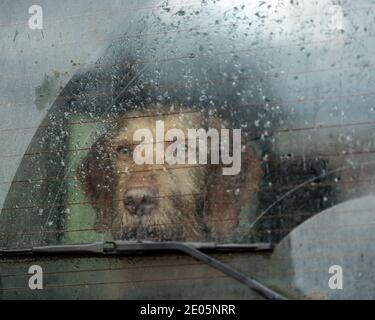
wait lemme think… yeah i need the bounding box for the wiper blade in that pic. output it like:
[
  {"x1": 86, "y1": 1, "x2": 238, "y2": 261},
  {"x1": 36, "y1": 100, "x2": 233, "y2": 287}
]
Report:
[
  {"x1": 0, "y1": 241, "x2": 287, "y2": 300},
  {"x1": 0, "y1": 241, "x2": 271, "y2": 255}
]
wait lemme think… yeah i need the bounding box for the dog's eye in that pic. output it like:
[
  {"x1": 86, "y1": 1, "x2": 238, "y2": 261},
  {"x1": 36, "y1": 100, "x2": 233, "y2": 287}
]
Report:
[{"x1": 116, "y1": 146, "x2": 131, "y2": 157}]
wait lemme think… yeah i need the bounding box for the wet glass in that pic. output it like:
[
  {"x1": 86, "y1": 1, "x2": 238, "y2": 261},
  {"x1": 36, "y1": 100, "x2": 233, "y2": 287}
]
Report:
[{"x1": 1, "y1": 0, "x2": 375, "y2": 299}]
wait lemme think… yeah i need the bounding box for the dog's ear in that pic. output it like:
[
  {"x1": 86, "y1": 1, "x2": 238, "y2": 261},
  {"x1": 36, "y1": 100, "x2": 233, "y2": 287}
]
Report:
[
  {"x1": 78, "y1": 136, "x2": 115, "y2": 232},
  {"x1": 204, "y1": 141, "x2": 262, "y2": 240}
]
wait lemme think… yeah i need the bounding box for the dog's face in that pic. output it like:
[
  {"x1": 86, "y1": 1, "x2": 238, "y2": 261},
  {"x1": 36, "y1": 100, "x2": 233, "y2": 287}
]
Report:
[{"x1": 80, "y1": 109, "x2": 262, "y2": 241}]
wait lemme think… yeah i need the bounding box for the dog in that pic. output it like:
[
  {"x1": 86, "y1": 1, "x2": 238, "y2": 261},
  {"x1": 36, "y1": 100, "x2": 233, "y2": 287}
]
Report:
[{"x1": 78, "y1": 107, "x2": 262, "y2": 242}]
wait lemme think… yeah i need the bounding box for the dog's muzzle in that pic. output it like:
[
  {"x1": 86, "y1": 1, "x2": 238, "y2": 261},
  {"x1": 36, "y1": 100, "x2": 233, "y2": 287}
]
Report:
[{"x1": 123, "y1": 187, "x2": 159, "y2": 216}]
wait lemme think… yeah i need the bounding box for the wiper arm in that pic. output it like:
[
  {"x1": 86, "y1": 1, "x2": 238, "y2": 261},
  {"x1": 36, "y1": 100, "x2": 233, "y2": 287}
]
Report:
[{"x1": 0, "y1": 241, "x2": 287, "y2": 300}]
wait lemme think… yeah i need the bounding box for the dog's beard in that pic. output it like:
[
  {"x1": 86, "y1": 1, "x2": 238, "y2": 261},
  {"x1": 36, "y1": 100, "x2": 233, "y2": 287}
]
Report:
[
  {"x1": 119, "y1": 224, "x2": 177, "y2": 241},
  {"x1": 115, "y1": 194, "x2": 207, "y2": 241}
]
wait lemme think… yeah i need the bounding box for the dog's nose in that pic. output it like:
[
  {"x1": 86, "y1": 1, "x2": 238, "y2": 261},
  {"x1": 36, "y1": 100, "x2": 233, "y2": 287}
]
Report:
[{"x1": 123, "y1": 187, "x2": 159, "y2": 216}]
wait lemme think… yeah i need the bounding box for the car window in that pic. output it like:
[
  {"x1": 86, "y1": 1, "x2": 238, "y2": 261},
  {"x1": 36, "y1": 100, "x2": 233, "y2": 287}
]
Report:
[{"x1": 0, "y1": 0, "x2": 374, "y2": 252}]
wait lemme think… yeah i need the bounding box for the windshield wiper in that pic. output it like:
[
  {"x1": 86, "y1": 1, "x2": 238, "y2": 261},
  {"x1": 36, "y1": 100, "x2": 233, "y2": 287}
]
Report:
[{"x1": 0, "y1": 241, "x2": 287, "y2": 300}]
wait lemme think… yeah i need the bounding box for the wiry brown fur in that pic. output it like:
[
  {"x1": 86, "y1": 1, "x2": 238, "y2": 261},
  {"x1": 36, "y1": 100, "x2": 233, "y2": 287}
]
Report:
[{"x1": 79, "y1": 108, "x2": 262, "y2": 241}]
